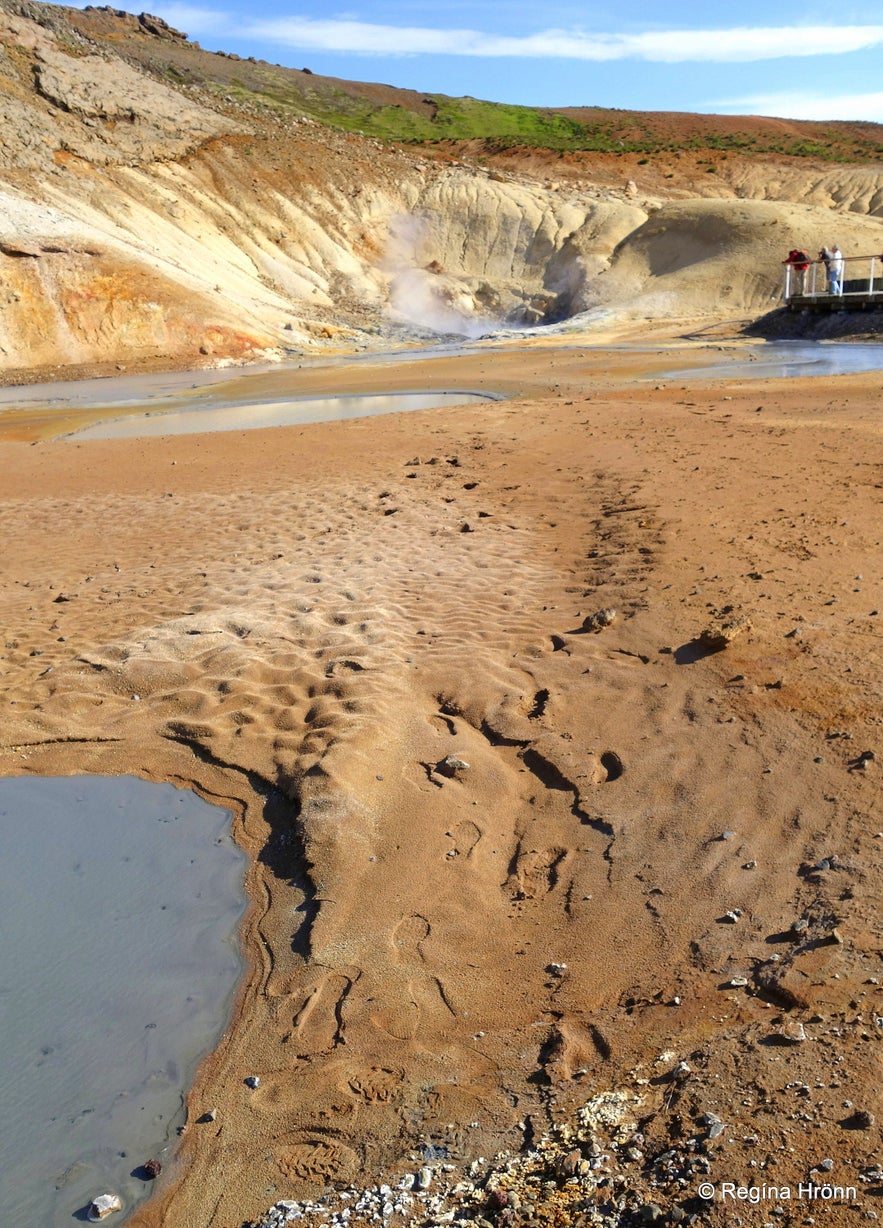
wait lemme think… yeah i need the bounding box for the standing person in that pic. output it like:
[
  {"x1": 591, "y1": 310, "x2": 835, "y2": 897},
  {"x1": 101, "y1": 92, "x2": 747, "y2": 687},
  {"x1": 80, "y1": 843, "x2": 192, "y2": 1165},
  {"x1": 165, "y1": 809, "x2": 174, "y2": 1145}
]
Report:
[
  {"x1": 828, "y1": 245, "x2": 844, "y2": 295},
  {"x1": 783, "y1": 248, "x2": 810, "y2": 294}
]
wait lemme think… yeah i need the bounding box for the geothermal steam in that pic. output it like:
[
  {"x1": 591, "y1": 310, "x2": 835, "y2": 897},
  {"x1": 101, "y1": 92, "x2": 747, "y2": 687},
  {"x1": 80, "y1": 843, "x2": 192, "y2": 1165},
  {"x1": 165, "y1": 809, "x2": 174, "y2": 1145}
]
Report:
[{"x1": 383, "y1": 214, "x2": 497, "y2": 338}]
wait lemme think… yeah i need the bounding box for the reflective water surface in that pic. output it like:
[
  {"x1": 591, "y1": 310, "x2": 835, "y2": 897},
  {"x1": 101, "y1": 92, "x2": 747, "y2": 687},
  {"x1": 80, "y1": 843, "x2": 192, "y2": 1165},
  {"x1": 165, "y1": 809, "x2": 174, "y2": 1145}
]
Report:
[
  {"x1": 0, "y1": 775, "x2": 246, "y2": 1226},
  {"x1": 65, "y1": 390, "x2": 498, "y2": 440},
  {"x1": 664, "y1": 341, "x2": 883, "y2": 381},
  {"x1": 1, "y1": 339, "x2": 882, "y2": 443}
]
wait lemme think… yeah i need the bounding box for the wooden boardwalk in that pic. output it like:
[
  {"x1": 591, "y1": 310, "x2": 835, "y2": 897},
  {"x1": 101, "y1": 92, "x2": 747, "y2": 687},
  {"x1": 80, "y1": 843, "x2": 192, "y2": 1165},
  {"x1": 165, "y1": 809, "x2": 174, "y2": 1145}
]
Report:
[
  {"x1": 785, "y1": 254, "x2": 883, "y2": 311},
  {"x1": 787, "y1": 289, "x2": 883, "y2": 312}
]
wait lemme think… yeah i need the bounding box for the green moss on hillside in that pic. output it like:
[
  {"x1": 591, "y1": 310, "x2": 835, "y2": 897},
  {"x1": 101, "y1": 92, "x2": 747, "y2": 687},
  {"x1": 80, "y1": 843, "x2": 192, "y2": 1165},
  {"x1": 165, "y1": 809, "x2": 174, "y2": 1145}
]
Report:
[{"x1": 55, "y1": 1, "x2": 883, "y2": 163}]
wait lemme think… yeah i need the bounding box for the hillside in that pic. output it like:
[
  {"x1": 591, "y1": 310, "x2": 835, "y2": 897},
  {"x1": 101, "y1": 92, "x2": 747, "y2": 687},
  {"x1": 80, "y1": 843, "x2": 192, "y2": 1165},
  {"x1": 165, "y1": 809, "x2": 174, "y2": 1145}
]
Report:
[
  {"x1": 37, "y1": 4, "x2": 883, "y2": 160},
  {"x1": 1, "y1": 0, "x2": 882, "y2": 377}
]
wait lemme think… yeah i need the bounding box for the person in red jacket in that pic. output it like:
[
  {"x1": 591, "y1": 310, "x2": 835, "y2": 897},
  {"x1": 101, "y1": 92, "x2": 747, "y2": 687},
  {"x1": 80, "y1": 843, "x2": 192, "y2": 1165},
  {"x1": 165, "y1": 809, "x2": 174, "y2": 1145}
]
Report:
[{"x1": 783, "y1": 248, "x2": 810, "y2": 294}]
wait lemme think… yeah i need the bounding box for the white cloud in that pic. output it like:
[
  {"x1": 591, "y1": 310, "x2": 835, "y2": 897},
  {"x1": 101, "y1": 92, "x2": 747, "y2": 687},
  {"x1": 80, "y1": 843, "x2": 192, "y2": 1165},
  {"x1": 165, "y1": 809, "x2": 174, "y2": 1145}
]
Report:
[
  {"x1": 64, "y1": 1, "x2": 235, "y2": 36},
  {"x1": 242, "y1": 19, "x2": 883, "y2": 62},
  {"x1": 632, "y1": 26, "x2": 883, "y2": 62},
  {"x1": 712, "y1": 89, "x2": 883, "y2": 122},
  {"x1": 146, "y1": 4, "x2": 234, "y2": 35}
]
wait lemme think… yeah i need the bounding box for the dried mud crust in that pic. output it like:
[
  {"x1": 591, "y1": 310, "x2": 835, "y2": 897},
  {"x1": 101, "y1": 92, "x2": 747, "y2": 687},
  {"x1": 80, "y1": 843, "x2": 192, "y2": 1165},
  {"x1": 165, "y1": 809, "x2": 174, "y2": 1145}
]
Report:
[{"x1": 0, "y1": 365, "x2": 880, "y2": 1228}]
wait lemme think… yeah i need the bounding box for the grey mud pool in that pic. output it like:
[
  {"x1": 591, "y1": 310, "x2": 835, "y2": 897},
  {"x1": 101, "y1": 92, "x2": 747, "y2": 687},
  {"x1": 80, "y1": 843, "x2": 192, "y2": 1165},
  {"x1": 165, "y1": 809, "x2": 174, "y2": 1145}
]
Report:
[{"x1": 0, "y1": 775, "x2": 246, "y2": 1226}]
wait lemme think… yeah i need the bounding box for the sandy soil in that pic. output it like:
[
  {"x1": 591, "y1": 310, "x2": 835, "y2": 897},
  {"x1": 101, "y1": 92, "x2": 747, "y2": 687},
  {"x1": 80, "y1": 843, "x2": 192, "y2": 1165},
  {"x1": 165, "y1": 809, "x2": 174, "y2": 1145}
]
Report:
[{"x1": 0, "y1": 338, "x2": 880, "y2": 1227}]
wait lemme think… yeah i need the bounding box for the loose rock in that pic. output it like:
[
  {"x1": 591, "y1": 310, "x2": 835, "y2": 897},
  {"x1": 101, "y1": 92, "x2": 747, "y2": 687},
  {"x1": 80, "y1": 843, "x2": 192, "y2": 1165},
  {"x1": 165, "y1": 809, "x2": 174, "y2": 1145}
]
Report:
[
  {"x1": 556, "y1": 1149, "x2": 583, "y2": 1179},
  {"x1": 87, "y1": 1193, "x2": 123, "y2": 1221},
  {"x1": 437, "y1": 755, "x2": 470, "y2": 777},
  {"x1": 699, "y1": 615, "x2": 752, "y2": 650},
  {"x1": 582, "y1": 608, "x2": 617, "y2": 632},
  {"x1": 773, "y1": 1019, "x2": 807, "y2": 1044}
]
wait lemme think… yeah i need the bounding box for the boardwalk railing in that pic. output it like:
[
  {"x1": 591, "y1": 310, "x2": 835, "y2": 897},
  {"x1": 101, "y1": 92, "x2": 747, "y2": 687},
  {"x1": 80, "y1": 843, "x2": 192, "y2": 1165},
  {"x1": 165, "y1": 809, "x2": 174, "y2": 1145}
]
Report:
[{"x1": 784, "y1": 252, "x2": 883, "y2": 301}]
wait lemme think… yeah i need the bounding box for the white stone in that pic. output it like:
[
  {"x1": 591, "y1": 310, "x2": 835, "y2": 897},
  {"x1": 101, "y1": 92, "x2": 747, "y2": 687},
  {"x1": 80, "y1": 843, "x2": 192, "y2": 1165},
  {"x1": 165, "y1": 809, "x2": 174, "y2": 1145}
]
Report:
[{"x1": 87, "y1": 1193, "x2": 123, "y2": 1221}]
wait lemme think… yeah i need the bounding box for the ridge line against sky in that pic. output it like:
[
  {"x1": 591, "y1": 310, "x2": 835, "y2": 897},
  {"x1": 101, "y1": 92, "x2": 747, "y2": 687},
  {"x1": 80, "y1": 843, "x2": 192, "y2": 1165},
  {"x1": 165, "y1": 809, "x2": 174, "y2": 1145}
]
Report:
[{"x1": 69, "y1": 1, "x2": 883, "y2": 121}]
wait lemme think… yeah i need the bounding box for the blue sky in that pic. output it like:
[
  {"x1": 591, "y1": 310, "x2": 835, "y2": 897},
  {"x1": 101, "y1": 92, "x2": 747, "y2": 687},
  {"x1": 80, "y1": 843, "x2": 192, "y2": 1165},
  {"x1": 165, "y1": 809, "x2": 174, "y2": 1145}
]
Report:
[{"x1": 77, "y1": 0, "x2": 883, "y2": 121}]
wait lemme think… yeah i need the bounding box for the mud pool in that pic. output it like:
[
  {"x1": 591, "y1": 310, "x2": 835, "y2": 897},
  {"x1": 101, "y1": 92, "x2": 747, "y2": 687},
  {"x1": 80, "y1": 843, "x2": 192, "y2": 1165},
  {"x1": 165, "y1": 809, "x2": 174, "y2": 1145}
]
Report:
[{"x1": 0, "y1": 775, "x2": 246, "y2": 1226}]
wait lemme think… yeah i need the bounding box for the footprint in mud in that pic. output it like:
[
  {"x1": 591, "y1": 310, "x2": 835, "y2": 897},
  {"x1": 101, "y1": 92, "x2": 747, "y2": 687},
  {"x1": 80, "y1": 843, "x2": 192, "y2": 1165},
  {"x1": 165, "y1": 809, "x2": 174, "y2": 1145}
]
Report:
[
  {"x1": 392, "y1": 913, "x2": 431, "y2": 962},
  {"x1": 449, "y1": 819, "x2": 481, "y2": 857},
  {"x1": 276, "y1": 1137, "x2": 358, "y2": 1185},
  {"x1": 345, "y1": 1065, "x2": 405, "y2": 1104},
  {"x1": 508, "y1": 844, "x2": 568, "y2": 901},
  {"x1": 277, "y1": 971, "x2": 353, "y2": 1053},
  {"x1": 370, "y1": 991, "x2": 421, "y2": 1041},
  {"x1": 251, "y1": 1072, "x2": 359, "y2": 1122},
  {"x1": 419, "y1": 1084, "x2": 487, "y2": 1156}
]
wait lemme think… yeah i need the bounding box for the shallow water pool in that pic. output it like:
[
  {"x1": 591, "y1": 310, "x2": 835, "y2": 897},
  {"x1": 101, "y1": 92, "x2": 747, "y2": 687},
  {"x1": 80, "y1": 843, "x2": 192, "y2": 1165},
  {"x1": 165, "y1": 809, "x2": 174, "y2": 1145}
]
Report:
[
  {"x1": 664, "y1": 340, "x2": 883, "y2": 381},
  {"x1": 0, "y1": 775, "x2": 246, "y2": 1226},
  {"x1": 65, "y1": 390, "x2": 498, "y2": 440}
]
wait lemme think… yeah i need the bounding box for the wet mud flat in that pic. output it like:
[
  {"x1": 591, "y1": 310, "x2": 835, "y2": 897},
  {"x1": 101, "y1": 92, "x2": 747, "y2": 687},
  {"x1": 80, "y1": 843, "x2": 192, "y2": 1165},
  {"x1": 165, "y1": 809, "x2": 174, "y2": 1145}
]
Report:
[{"x1": 0, "y1": 335, "x2": 880, "y2": 1227}]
